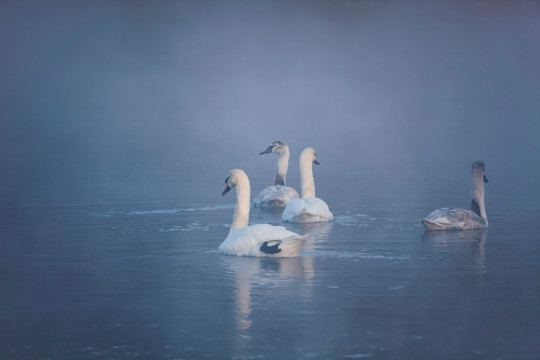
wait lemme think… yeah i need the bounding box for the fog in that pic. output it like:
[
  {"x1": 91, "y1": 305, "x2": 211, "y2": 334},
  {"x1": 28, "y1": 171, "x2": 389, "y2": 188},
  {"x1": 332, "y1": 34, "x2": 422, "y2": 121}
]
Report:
[
  {"x1": 1, "y1": 0, "x2": 539, "y2": 207},
  {"x1": 2, "y1": 3, "x2": 540, "y2": 358}
]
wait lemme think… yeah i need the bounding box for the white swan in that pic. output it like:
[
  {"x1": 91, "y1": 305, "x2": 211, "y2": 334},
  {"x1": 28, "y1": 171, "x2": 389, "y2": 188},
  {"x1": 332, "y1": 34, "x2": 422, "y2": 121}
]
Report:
[
  {"x1": 253, "y1": 141, "x2": 300, "y2": 208},
  {"x1": 422, "y1": 161, "x2": 489, "y2": 231},
  {"x1": 220, "y1": 169, "x2": 308, "y2": 257},
  {"x1": 282, "y1": 147, "x2": 333, "y2": 223}
]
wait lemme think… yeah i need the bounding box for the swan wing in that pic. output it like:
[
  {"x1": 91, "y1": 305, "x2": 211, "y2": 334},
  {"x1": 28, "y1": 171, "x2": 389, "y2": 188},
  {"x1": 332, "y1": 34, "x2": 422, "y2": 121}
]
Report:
[
  {"x1": 253, "y1": 185, "x2": 300, "y2": 208},
  {"x1": 219, "y1": 224, "x2": 307, "y2": 257},
  {"x1": 422, "y1": 208, "x2": 487, "y2": 230}
]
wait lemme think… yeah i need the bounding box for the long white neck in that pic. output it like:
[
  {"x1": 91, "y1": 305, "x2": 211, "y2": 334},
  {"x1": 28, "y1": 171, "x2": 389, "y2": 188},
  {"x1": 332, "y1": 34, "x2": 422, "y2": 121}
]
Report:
[
  {"x1": 471, "y1": 173, "x2": 487, "y2": 223},
  {"x1": 274, "y1": 147, "x2": 289, "y2": 186},
  {"x1": 299, "y1": 152, "x2": 315, "y2": 199},
  {"x1": 230, "y1": 174, "x2": 250, "y2": 235}
]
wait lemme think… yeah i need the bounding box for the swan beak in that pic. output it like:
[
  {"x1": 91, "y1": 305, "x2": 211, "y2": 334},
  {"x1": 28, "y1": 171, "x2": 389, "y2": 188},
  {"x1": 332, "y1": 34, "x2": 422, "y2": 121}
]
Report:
[
  {"x1": 222, "y1": 184, "x2": 231, "y2": 196},
  {"x1": 259, "y1": 145, "x2": 273, "y2": 155},
  {"x1": 314, "y1": 159, "x2": 320, "y2": 165},
  {"x1": 483, "y1": 175, "x2": 488, "y2": 183}
]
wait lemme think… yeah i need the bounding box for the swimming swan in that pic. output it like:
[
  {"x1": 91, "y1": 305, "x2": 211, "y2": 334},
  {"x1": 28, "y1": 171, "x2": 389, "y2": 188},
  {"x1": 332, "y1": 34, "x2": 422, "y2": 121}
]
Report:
[
  {"x1": 253, "y1": 141, "x2": 300, "y2": 208},
  {"x1": 220, "y1": 169, "x2": 308, "y2": 257},
  {"x1": 282, "y1": 147, "x2": 333, "y2": 223},
  {"x1": 421, "y1": 161, "x2": 489, "y2": 231}
]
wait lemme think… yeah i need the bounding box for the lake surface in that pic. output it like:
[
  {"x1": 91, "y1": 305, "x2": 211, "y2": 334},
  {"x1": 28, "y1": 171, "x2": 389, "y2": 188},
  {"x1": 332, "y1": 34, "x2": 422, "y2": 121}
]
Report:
[
  {"x1": 2, "y1": 0, "x2": 540, "y2": 358},
  {"x1": 1, "y1": 178, "x2": 539, "y2": 360}
]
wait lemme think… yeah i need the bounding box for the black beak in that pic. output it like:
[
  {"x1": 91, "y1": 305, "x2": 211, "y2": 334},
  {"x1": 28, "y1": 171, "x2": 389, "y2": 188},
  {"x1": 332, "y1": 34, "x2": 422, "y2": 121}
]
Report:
[
  {"x1": 314, "y1": 159, "x2": 320, "y2": 165},
  {"x1": 222, "y1": 184, "x2": 231, "y2": 196},
  {"x1": 259, "y1": 145, "x2": 274, "y2": 155},
  {"x1": 483, "y1": 175, "x2": 488, "y2": 183}
]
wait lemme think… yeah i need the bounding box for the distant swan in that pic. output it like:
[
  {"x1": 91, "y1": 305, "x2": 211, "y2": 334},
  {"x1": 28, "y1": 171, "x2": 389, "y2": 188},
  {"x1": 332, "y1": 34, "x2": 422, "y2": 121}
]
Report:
[
  {"x1": 282, "y1": 147, "x2": 333, "y2": 223},
  {"x1": 220, "y1": 169, "x2": 307, "y2": 257},
  {"x1": 422, "y1": 161, "x2": 489, "y2": 231},
  {"x1": 253, "y1": 141, "x2": 300, "y2": 208}
]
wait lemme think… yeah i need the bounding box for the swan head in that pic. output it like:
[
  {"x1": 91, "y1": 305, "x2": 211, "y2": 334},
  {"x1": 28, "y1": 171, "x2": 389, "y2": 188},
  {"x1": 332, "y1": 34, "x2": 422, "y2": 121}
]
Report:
[
  {"x1": 222, "y1": 169, "x2": 247, "y2": 196},
  {"x1": 472, "y1": 161, "x2": 488, "y2": 183},
  {"x1": 301, "y1": 147, "x2": 320, "y2": 165},
  {"x1": 259, "y1": 140, "x2": 287, "y2": 155}
]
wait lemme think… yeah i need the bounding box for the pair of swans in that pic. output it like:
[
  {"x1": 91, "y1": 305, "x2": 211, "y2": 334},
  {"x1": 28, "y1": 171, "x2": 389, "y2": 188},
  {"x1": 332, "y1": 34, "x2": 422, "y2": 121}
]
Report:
[
  {"x1": 254, "y1": 142, "x2": 333, "y2": 223},
  {"x1": 219, "y1": 145, "x2": 333, "y2": 257}
]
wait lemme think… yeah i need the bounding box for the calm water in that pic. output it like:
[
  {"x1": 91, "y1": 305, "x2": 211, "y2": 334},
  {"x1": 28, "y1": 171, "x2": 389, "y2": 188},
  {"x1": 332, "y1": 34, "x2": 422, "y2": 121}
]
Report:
[
  {"x1": 1, "y1": 178, "x2": 540, "y2": 360},
  {"x1": 2, "y1": 0, "x2": 540, "y2": 358}
]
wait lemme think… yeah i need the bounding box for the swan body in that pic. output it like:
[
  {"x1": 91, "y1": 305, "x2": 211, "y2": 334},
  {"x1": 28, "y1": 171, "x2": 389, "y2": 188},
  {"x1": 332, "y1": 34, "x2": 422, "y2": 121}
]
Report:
[
  {"x1": 253, "y1": 185, "x2": 299, "y2": 208},
  {"x1": 421, "y1": 208, "x2": 487, "y2": 230},
  {"x1": 282, "y1": 197, "x2": 333, "y2": 223},
  {"x1": 422, "y1": 161, "x2": 489, "y2": 231},
  {"x1": 254, "y1": 141, "x2": 299, "y2": 208},
  {"x1": 220, "y1": 169, "x2": 307, "y2": 257},
  {"x1": 282, "y1": 147, "x2": 333, "y2": 223},
  {"x1": 219, "y1": 224, "x2": 307, "y2": 257}
]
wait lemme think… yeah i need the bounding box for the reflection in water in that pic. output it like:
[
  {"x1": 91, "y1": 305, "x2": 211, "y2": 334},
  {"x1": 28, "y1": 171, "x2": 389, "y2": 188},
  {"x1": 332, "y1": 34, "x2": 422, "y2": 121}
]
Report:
[
  {"x1": 287, "y1": 221, "x2": 334, "y2": 248},
  {"x1": 422, "y1": 229, "x2": 487, "y2": 278},
  {"x1": 220, "y1": 255, "x2": 315, "y2": 354}
]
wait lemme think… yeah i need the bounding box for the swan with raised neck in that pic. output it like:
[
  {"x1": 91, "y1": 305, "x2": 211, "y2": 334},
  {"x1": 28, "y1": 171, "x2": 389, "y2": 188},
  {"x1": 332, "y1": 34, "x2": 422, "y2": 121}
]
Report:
[
  {"x1": 471, "y1": 161, "x2": 488, "y2": 223},
  {"x1": 259, "y1": 140, "x2": 290, "y2": 186},
  {"x1": 222, "y1": 169, "x2": 250, "y2": 235},
  {"x1": 220, "y1": 169, "x2": 308, "y2": 256},
  {"x1": 299, "y1": 147, "x2": 319, "y2": 199},
  {"x1": 254, "y1": 141, "x2": 300, "y2": 208},
  {"x1": 421, "y1": 161, "x2": 489, "y2": 230},
  {"x1": 281, "y1": 147, "x2": 333, "y2": 223}
]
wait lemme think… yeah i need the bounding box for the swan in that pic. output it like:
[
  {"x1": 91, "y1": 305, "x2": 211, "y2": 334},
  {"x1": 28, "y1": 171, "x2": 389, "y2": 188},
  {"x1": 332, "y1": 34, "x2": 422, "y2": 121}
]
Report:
[
  {"x1": 421, "y1": 161, "x2": 489, "y2": 231},
  {"x1": 282, "y1": 147, "x2": 333, "y2": 223},
  {"x1": 220, "y1": 169, "x2": 308, "y2": 257},
  {"x1": 253, "y1": 141, "x2": 300, "y2": 208}
]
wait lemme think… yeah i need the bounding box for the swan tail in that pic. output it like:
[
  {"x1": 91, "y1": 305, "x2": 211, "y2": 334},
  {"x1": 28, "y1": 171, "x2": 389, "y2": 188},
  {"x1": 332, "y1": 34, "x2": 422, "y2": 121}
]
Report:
[
  {"x1": 421, "y1": 219, "x2": 467, "y2": 231},
  {"x1": 276, "y1": 234, "x2": 308, "y2": 257},
  {"x1": 291, "y1": 208, "x2": 313, "y2": 223},
  {"x1": 421, "y1": 219, "x2": 442, "y2": 231},
  {"x1": 253, "y1": 194, "x2": 289, "y2": 208}
]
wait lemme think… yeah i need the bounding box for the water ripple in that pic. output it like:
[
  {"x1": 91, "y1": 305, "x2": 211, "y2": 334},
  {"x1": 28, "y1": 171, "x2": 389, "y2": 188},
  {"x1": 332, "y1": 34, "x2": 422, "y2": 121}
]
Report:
[
  {"x1": 89, "y1": 204, "x2": 235, "y2": 217},
  {"x1": 304, "y1": 250, "x2": 409, "y2": 261}
]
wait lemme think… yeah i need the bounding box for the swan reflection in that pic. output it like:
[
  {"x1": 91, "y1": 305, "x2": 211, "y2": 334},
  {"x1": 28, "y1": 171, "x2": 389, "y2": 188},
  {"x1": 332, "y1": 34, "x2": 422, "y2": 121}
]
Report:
[
  {"x1": 287, "y1": 221, "x2": 334, "y2": 249},
  {"x1": 220, "y1": 255, "x2": 315, "y2": 353},
  {"x1": 422, "y1": 228, "x2": 487, "y2": 278}
]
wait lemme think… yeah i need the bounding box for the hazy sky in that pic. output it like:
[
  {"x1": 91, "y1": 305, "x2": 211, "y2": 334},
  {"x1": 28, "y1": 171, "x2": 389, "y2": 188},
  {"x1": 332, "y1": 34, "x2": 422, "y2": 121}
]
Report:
[{"x1": 1, "y1": 0, "x2": 539, "y2": 206}]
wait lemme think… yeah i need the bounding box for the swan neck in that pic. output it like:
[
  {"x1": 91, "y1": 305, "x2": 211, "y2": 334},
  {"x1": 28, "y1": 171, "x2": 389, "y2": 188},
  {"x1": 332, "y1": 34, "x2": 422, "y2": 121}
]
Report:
[
  {"x1": 471, "y1": 173, "x2": 487, "y2": 223},
  {"x1": 230, "y1": 175, "x2": 250, "y2": 235},
  {"x1": 300, "y1": 153, "x2": 315, "y2": 199},
  {"x1": 274, "y1": 148, "x2": 289, "y2": 186}
]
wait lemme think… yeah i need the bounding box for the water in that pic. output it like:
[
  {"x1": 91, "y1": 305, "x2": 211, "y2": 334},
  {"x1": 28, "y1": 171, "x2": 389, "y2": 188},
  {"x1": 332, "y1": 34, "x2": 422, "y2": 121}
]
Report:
[
  {"x1": 1, "y1": 178, "x2": 539, "y2": 360},
  {"x1": 2, "y1": 2, "x2": 540, "y2": 358}
]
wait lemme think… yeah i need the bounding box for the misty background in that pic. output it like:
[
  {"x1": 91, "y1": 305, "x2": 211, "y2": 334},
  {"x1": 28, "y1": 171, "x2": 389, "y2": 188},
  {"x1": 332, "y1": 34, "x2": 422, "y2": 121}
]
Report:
[{"x1": 1, "y1": 0, "x2": 539, "y2": 211}]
